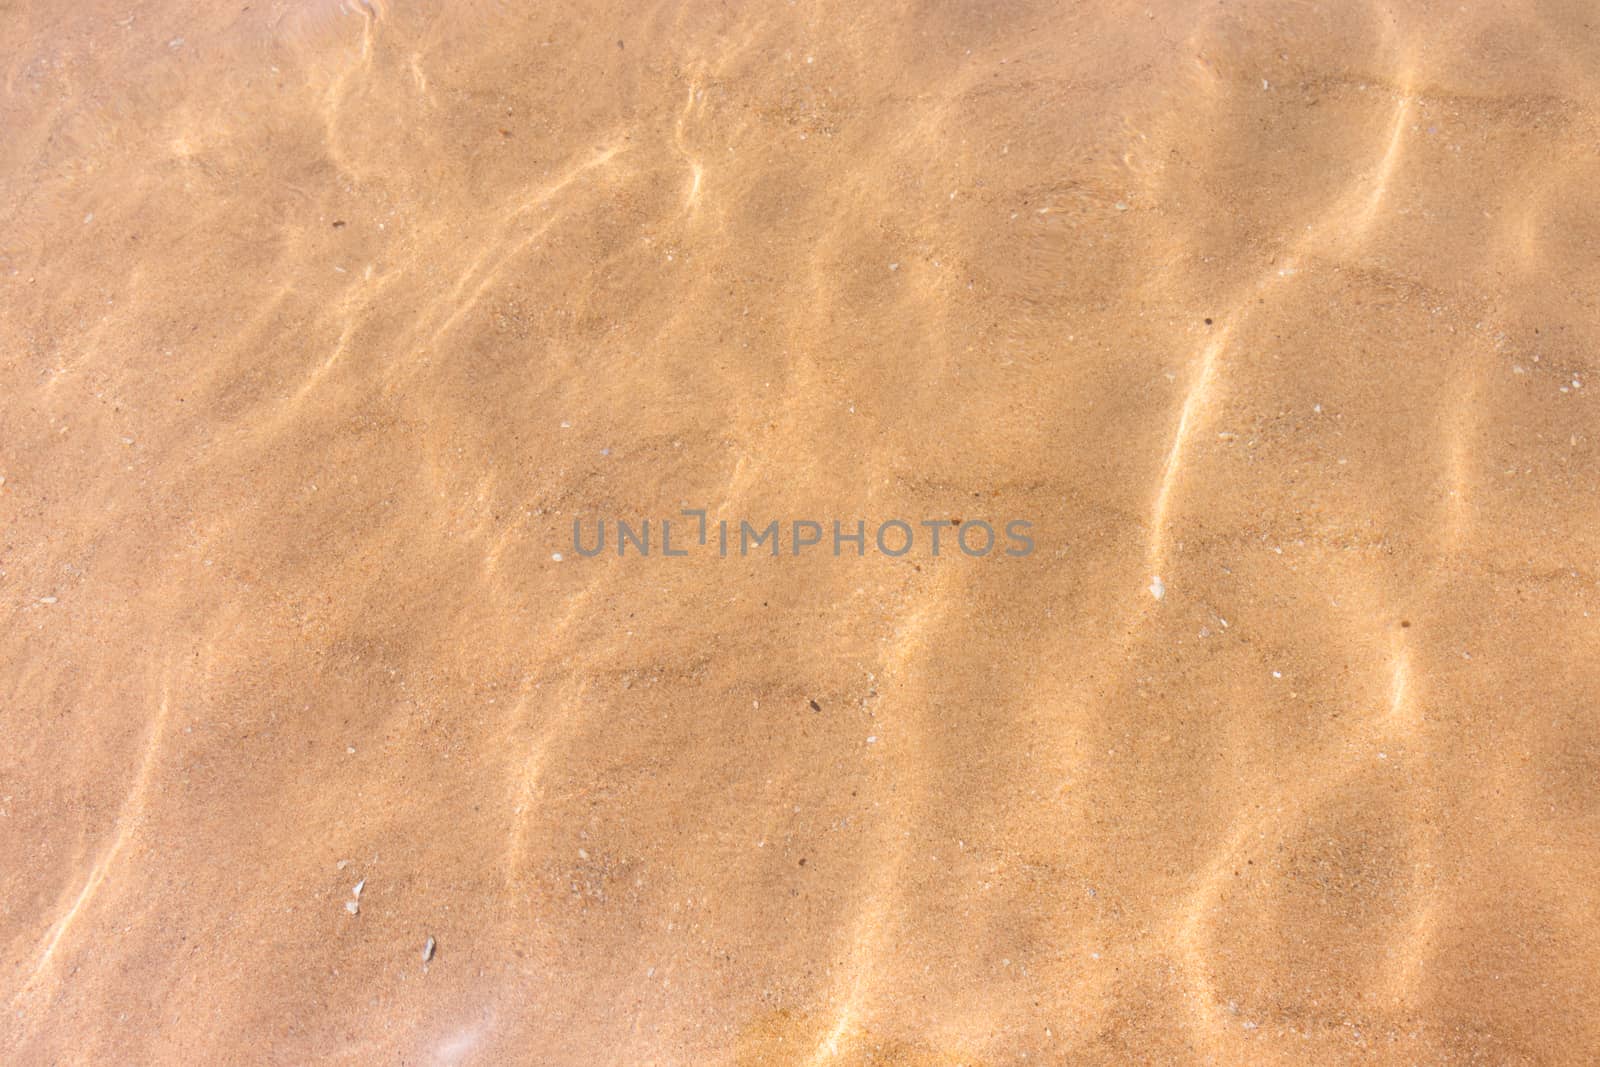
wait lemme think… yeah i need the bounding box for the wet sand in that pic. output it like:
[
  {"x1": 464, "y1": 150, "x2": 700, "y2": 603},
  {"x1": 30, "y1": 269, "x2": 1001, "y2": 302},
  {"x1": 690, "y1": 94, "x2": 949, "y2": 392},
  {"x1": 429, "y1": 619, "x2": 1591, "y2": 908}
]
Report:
[{"x1": 5, "y1": 1, "x2": 1600, "y2": 1062}]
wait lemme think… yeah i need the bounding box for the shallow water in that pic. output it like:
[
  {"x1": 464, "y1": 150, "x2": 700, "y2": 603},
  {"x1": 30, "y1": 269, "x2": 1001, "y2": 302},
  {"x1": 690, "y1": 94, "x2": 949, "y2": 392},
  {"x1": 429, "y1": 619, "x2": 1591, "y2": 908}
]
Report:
[{"x1": 4, "y1": 1, "x2": 1600, "y2": 1062}]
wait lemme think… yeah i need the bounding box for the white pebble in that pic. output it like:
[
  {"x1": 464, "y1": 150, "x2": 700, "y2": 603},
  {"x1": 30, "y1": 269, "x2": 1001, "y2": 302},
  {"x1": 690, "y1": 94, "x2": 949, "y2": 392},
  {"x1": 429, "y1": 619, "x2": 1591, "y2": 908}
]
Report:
[{"x1": 1147, "y1": 576, "x2": 1164, "y2": 600}]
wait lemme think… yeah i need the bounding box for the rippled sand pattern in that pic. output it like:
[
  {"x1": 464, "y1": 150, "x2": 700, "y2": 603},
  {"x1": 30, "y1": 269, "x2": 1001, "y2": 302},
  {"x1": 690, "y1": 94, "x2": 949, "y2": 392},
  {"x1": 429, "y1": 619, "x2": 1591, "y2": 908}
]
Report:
[{"x1": 5, "y1": 1, "x2": 1600, "y2": 1063}]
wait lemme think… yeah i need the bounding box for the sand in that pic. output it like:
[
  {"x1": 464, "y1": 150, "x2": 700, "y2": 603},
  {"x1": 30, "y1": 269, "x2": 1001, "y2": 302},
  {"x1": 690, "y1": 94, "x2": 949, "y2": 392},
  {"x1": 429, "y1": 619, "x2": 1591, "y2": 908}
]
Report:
[{"x1": 4, "y1": 0, "x2": 1600, "y2": 1062}]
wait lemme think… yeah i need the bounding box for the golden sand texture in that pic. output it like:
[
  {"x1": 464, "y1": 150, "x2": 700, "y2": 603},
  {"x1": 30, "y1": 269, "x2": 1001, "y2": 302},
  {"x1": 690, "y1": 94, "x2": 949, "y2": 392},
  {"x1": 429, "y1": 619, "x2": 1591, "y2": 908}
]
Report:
[{"x1": 5, "y1": 0, "x2": 1600, "y2": 1062}]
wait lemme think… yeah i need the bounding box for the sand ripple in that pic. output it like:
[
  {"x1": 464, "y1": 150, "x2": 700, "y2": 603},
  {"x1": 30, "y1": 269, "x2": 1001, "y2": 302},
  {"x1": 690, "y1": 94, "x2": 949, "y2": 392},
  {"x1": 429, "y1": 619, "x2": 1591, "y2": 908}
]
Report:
[{"x1": 4, "y1": 0, "x2": 1600, "y2": 1062}]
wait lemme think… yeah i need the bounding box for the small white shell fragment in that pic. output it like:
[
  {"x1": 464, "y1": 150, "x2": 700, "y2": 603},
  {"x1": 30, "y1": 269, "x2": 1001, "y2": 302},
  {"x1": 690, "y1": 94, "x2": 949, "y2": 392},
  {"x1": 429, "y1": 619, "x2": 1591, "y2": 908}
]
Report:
[
  {"x1": 1148, "y1": 576, "x2": 1165, "y2": 600},
  {"x1": 345, "y1": 900, "x2": 359, "y2": 915},
  {"x1": 352, "y1": 879, "x2": 365, "y2": 898},
  {"x1": 423, "y1": 936, "x2": 436, "y2": 962}
]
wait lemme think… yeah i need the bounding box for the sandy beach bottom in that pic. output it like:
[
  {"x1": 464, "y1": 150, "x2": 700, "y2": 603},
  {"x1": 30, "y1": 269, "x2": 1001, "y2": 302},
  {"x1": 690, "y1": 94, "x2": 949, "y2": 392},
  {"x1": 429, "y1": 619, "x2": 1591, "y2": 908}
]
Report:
[{"x1": 4, "y1": 1, "x2": 1600, "y2": 1062}]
